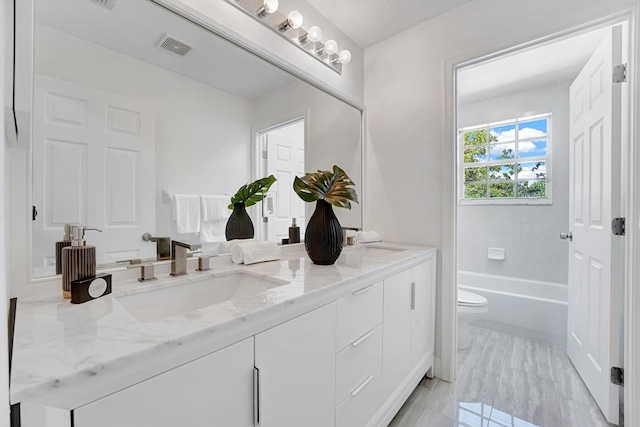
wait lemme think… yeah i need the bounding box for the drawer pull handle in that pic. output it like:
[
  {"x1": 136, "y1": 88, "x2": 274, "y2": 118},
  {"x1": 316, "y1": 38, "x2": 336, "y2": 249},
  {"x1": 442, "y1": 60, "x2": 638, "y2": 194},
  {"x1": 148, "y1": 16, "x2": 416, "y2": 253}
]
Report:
[
  {"x1": 411, "y1": 282, "x2": 416, "y2": 310},
  {"x1": 253, "y1": 366, "x2": 261, "y2": 426},
  {"x1": 351, "y1": 374, "x2": 375, "y2": 396},
  {"x1": 352, "y1": 284, "x2": 375, "y2": 296},
  {"x1": 351, "y1": 329, "x2": 376, "y2": 347}
]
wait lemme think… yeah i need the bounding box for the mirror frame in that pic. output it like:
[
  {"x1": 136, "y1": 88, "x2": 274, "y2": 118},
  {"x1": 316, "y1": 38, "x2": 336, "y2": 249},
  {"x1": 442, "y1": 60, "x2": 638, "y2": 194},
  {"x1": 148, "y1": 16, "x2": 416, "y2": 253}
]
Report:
[{"x1": 10, "y1": 0, "x2": 366, "y2": 293}]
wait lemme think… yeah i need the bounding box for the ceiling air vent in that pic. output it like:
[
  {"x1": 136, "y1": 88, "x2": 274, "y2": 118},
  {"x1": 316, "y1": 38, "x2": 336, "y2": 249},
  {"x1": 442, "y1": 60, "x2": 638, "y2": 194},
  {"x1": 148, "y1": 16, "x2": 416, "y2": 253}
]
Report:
[
  {"x1": 157, "y1": 34, "x2": 193, "y2": 57},
  {"x1": 91, "y1": 0, "x2": 116, "y2": 10}
]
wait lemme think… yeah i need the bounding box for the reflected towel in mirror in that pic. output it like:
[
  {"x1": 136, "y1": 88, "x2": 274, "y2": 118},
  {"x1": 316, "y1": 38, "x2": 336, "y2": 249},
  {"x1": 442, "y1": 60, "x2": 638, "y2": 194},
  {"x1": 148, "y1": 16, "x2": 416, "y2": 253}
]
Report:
[
  {"x1": 200, "y1": 195, "x2": 230, "y2": 242},
  {"x1": 173, "y1": 194, "x2": 201, "y2": 234}
]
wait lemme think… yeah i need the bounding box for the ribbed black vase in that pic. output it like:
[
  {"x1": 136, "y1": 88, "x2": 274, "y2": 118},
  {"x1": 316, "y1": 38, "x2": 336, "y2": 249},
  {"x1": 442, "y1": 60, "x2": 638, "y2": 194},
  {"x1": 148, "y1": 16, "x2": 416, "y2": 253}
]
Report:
[
  {"x1": 225, "y1": 202, "x2": 254, "y2": 241},
  {"x1": 305, "y1": 199, "x2": 343, "y2": 265}
]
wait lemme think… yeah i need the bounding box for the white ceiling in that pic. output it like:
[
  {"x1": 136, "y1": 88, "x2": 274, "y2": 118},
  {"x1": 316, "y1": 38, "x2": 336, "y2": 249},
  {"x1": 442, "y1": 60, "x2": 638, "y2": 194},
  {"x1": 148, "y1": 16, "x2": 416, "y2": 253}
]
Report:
[
  {"x1": 305, "y1": 0, "x2": 473, "y2": 48},
  {"x1": 457, "y1": 27, "x2": 611, "y2": 104},
  {"x1": 35, "y1": 0, "x2": 297, "y2": 100}
]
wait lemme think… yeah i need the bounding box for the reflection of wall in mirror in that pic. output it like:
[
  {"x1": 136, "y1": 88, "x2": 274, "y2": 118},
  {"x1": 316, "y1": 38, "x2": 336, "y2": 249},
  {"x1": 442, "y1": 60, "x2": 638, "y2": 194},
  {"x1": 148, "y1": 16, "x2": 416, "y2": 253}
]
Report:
[
  {"x1": 253, "y1": 80, "x2": 362, "y2": 229},
  {"x1": 34, "y1": 24, "x2": 253, "y2": 250}
]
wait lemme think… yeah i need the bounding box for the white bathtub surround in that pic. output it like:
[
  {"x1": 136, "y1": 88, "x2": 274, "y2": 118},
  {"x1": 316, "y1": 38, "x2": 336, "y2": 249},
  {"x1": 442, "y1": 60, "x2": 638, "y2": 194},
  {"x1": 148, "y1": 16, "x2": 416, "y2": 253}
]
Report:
[
  {"x1": 458, "y1": 270, "x2": 568, "y2": 346},
  {"x1": 10, "y1": 243, "x2": 433, "y2": 414}
]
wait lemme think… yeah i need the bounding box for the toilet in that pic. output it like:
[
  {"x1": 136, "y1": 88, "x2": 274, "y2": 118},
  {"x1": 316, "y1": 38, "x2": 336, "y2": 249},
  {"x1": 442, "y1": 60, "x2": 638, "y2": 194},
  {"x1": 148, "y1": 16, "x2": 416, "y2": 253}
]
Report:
[{"x1": 457, "y1": 289, "x2": 489, "y2": 349}]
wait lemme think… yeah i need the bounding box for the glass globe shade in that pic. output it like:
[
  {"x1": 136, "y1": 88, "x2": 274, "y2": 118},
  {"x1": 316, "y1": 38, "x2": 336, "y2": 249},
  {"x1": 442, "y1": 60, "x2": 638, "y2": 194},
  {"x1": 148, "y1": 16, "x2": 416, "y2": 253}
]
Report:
[
  {"x1": 324, "y1": 39, "x2": 338, "y2": 55},
  {"x1": 288, "y1": 11, "x2": 303, "y2": 29},
  {"x1": 338, "y1": 49, "x2": 352, "y2": 64},
  {"x1": 307, "y1": 26, "x2": 322, "y2": 43}
]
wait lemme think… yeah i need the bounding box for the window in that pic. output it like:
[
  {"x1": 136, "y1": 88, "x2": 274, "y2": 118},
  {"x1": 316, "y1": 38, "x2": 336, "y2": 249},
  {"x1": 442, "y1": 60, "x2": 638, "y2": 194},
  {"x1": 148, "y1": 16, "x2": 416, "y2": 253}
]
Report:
[{"x1": 459, "y1": 114, "x2": 551, "y2": 204}]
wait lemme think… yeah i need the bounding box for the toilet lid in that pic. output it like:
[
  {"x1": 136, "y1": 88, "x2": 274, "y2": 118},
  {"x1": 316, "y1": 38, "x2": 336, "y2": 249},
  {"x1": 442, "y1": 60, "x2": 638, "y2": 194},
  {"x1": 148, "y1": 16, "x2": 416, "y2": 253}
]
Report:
[{"x1": 458, "y1": 289, "x2": 488, "y2": 307}]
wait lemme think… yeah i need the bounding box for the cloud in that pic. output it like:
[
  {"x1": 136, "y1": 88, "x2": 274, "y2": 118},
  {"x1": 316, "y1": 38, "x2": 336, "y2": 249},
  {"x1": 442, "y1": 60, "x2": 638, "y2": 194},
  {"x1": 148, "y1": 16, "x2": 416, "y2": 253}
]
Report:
[
  {"x1": 518, "y1": 164, "x2": 546, "y2": 180},
  {"x1": 492, "y1": 127, "x2": 546, "y2": 142}
]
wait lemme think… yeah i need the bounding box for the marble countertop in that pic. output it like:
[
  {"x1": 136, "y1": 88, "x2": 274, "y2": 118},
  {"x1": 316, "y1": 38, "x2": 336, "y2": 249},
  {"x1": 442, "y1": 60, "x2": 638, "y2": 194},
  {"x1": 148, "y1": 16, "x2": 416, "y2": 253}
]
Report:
[{"x1": 10, "y1": 242, "x2": 436, "y2": 407}]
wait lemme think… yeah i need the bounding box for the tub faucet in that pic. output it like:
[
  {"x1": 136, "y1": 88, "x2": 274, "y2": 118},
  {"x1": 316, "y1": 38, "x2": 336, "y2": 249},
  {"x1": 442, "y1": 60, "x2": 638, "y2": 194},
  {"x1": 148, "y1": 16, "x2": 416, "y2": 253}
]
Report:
[{"x1": 171, "y1": 241, "x2": 202, "y2": 276}]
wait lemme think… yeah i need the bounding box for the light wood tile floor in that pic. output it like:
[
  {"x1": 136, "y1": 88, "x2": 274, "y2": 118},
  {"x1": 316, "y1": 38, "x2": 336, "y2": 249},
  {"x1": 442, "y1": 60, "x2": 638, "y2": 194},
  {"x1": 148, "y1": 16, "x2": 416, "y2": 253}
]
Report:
[{"x1": 389, "y1": 326, "x2": 620, "y2": 427}]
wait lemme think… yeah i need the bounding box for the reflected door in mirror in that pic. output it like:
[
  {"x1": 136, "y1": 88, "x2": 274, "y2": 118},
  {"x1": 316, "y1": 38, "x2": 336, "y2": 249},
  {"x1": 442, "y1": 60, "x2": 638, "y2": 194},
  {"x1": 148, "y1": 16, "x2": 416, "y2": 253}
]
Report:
[{"x1": 32, "y1": 75, "x2": 156, "y2": 275}]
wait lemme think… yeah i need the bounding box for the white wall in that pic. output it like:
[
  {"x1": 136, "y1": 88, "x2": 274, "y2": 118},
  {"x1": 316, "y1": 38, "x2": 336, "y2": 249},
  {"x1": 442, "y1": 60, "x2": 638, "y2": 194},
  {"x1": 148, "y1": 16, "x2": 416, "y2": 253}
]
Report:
[
  {"x1": 253, "y1": 80, "x2": 362, "y2": 229},
  {"x1": 364, "y1": 0, "x2": 640, "y2": 379},
  {"x1": 457, "y1": 82, "x2": 571, "y2": 284},
  {"x1": 35, "y1": 25, "x2": 253, "y2": 244}
]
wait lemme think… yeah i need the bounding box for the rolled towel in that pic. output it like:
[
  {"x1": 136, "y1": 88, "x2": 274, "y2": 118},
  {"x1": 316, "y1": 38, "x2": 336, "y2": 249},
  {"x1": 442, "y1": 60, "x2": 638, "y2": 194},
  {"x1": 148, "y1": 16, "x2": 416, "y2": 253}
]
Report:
[
  {"x1": 354, "y1": 230, "x2": 382, "y2": 243},
  {"x1": 231, "y1": 241, "x2": 281, "y2": 265},
  {"x1": 218, "y1": 238, "x2": 257, "y2": 254}
]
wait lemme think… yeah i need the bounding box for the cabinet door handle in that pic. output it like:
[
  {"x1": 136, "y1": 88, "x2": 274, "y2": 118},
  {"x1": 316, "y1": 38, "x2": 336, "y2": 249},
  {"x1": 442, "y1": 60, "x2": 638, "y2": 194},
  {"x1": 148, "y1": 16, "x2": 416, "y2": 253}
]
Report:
[
  {"x1": 352, "y1": 284, "x2": 375, "y2": 296},
  {"x1": 351, "y1": 374, "x2": 375, "y2": 396},
  {"x1": 351, "y1": 329, "x2": 376, "y2": 347},
  {"x1": 411, "y1": 282, "x2": 416, "y2": 310},
  {"x1": 253, "y1": 366, "x2": 261, "y2": 426}
]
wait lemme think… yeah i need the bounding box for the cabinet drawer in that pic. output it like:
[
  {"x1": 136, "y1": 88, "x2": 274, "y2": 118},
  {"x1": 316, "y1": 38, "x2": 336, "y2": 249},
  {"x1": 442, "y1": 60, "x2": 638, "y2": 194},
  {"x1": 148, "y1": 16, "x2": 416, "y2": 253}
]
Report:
[
  {"x1": 336, "y1": 282, "x2": 383, "y2": 351},
  {"x1": 336, "y1": 325, "x2": 382, "y2": 403},
  {"x1": 336, "y1": 367, "x2": 382, "y2": 427}
]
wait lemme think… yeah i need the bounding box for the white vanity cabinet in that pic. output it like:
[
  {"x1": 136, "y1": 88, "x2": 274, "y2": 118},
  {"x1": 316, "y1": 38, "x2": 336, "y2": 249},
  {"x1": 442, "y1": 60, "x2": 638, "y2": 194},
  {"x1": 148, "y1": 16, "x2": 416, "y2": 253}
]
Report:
[
  {"x1": 382, "y1": 256, "x2": 436, "y2": 400},
  {"x1": 73, "y1": 337, "x2": 254, "y2": 427},
  {"x1": 254, "y1": 302, "x2": 337, "y2": 427},
  {"x1": 335, "y1": 282, "x2": 383, "y2": 427}
]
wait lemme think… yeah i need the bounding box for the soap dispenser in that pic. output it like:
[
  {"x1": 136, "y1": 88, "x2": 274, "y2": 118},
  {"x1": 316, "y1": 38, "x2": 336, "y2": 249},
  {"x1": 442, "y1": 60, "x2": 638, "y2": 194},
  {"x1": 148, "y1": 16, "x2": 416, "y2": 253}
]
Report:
[
  {"x1": 289, "y1": 218, "x2": 300, "y2": 244},
  {"x1": 61, "y1": 225, "x2": 102, "y2": 299},
  {"x1": 55, "y1": 224, "x2": 73, "y2": 275}
]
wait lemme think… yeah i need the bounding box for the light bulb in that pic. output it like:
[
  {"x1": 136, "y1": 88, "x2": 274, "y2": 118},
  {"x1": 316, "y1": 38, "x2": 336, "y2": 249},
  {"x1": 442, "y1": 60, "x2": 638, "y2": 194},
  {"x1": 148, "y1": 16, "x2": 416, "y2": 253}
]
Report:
[
  {"x1": 287, "y1": 11, "x2": 303, "y2": 29},
  {"x1": 324, "y1": 39, "x2": 338, "y2": 55},
  {"x1": 279, "y1": 10, "x2": 303, "y2": 31},
  {"x1": 257, "y1": 0, "x2": 278, "y2": 17},
  {"x1": 338, "y1": 49, "x2": 352, "y2": 64},
  {"x1": 306, "y1": 26, "x2": 322, "y2": 43}
]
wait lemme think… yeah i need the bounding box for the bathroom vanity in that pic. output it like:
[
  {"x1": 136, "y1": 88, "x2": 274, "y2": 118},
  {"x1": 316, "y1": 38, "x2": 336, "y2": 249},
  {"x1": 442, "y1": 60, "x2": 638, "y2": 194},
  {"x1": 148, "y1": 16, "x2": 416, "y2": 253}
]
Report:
[{"x1": 10, "y1": 243, "x2": 436, "y2": 427}]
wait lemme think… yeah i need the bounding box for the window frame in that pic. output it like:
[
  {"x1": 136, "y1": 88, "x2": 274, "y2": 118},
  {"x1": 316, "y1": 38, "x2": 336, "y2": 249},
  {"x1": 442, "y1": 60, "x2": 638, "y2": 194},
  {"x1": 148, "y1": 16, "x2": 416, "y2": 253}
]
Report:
[{"x1": 458, "y1": 113, "x2": 553, "y2": 205}]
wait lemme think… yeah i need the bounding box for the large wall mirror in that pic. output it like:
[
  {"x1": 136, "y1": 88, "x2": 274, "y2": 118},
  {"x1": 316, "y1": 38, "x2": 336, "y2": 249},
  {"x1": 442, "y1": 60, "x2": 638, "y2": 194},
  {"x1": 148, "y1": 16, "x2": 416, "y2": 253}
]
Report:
[{"x1": 31, "y1": 0, "x2": 363, "y2": 278}]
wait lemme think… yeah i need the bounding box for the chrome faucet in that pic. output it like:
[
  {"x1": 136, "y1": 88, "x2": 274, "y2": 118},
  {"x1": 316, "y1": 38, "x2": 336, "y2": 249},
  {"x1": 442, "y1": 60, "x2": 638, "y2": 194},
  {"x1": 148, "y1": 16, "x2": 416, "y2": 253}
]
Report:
[
  {"x1": 142, "y1": 233, "x2": 171, "y2": 260},
  {"x1": 171, "y1": 241, "x2": 202, "y2": 276}
]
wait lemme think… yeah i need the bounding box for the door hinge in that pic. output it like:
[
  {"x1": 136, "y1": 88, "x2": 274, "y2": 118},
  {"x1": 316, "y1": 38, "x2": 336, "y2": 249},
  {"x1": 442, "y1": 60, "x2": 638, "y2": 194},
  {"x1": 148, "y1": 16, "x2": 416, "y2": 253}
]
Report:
[
  {"x1": 262, "y1": 150, "x2": 267, "y2": 159},
  {"x1": 611, "y1": 367, "x2": 624, "y2": 386},
  {"x1": 612, "y1": 217, "x2": 625, "y2": 236},
  {"x1": 613, "y1": 64, "x2": 627, "y2": 83}
]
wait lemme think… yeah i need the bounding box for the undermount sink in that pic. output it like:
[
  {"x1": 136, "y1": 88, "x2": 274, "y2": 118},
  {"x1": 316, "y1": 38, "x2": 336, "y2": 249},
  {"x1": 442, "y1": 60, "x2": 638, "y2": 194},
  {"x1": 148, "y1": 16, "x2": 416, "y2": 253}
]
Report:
[
  {"x1": 345, "y1": 245, "x2": 406, "y2": 258},
  {"x1": 116, "y1": 272, "x2": 289, "y2": 323}
]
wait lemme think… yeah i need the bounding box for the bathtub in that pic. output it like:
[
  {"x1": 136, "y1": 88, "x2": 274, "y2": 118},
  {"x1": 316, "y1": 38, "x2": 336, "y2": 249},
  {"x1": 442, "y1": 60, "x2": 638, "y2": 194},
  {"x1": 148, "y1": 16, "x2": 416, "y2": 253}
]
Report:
[{"x1": 458, "y1": 271, "x2": 568, "y2": 347}]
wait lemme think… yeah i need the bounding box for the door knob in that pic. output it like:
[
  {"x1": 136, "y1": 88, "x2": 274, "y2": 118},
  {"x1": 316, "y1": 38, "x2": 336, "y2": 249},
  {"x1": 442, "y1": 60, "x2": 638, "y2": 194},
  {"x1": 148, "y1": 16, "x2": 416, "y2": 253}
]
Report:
[{"x1": 559, "y1": 232, "x2": 573, "y2": 241}]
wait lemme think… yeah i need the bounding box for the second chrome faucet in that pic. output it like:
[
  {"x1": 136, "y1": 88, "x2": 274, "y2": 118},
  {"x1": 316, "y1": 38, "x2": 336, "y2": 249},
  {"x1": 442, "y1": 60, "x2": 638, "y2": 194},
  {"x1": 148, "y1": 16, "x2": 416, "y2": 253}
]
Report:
[{"x1": 171, "y1": 241, "x2": 202, "y2": 276}]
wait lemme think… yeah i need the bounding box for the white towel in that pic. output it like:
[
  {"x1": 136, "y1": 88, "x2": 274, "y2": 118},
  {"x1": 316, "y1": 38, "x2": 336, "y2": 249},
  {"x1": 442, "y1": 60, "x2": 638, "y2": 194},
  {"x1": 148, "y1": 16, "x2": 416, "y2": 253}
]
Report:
[
  {"x1": 199, "y1": 195, "x2": 230, "y2": 242},
  {"x1": 231, "y1": 241, "x2": 281, "y2": 265},
  {"x1": 354, "y1": 230, "x2": 382, "y2": 243},
  {"x1": 200, "y1": 220, "x2": 227, "y2": 242},
  {"x1": 173, "y1": 194, "x2": 201, "y2": 234},
  {"x1": 218, "y1": 238, "x2": 257, "y2": 254},
  {"x1": 201, "y1": 195, "x2": 230, "y2": 221}
]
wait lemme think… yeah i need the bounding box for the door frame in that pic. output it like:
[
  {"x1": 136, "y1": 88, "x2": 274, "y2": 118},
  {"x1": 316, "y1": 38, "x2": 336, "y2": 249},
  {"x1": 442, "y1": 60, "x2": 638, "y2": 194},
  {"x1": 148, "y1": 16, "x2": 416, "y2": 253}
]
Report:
[
  {"x1": 251, "y1": 110, "x2": 309, "y2": 241},
  {"x1": 443, "y1": 7, "x2": 638, "y2": 424}
]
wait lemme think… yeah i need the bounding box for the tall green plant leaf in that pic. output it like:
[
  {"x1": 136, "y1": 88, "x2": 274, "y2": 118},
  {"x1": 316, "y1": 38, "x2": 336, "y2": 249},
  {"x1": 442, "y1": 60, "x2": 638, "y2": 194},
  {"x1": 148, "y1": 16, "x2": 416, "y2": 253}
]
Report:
[
  {"x1": 228, "y1": 175, "x2": 277, "y2": 209},
  {"x1": 293, "y1": 165, "x2": 358, "y2": 209}
]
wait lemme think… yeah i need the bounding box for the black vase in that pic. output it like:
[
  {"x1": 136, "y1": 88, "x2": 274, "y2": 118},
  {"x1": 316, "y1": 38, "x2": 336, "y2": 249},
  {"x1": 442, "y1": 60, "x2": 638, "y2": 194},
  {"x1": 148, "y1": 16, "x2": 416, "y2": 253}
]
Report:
[
  {"x1": 305, "y1": 199, "x2": 343, "y2": 265},
  {"x1": 225, "y1": 202, "x2": 254, "y2": 241}
]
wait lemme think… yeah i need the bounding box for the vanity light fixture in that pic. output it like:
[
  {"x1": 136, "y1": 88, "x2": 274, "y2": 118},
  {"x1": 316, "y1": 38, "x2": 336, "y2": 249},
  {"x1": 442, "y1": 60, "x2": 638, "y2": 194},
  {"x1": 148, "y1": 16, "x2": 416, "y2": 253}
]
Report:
[{"x1": 225, "y1": 0, "x2": 351, "y2": 74}]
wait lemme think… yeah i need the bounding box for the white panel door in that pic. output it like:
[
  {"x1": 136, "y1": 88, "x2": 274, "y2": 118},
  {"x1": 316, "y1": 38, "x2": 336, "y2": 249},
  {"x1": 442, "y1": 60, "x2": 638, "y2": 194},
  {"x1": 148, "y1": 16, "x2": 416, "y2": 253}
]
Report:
[
  {"x1": 73, "y1": 338, "x2": 254, "y2": 427},
  {"x1": 255, "y1": 302, "x2": 336, "y2": 427},
  {"x1": 567, "y1": 26, "x2": 623, "y2": 424},
  {"x1": 32, "y1": 75, "x2": 156, "y2": 268},
  {"x1": 264, "y1": 120, "x2": 305, "y2": 242}
]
